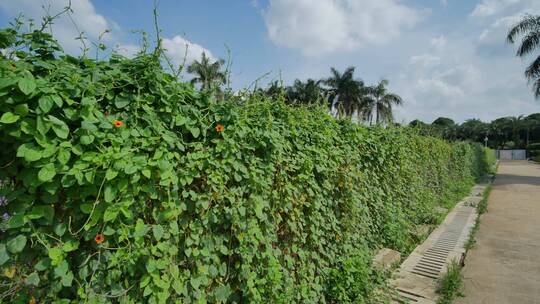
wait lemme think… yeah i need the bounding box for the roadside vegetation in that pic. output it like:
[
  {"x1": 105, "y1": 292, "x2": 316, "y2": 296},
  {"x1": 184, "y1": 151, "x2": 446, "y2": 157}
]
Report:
[
  {"x1": 437, "y1": 261, "x2": 463, "y2": 304},
  {"x1": 465, "y1": 185, "x2": 493, "y2": 252}
]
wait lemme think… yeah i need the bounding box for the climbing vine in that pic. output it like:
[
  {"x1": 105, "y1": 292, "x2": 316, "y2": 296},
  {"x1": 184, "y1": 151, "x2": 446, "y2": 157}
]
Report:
[{"x1": 0, "y1": 23, "x2": 491, "y2": 303}]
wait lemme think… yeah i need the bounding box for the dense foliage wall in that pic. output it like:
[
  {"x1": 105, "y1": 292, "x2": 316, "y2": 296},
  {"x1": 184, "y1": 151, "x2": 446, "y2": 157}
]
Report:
[{"x1": 0, "y1": 28, "x2": 491, "y2": 303}]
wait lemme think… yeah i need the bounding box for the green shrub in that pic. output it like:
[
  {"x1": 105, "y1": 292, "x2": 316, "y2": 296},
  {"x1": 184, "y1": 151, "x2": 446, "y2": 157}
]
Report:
[
  {"x1": 437, "y1": 261, "x2": 463, "y2": 304},
  {"x1": 324, "y1": 251, "x2": 377, "y2": 303},
  {"x1": 526, "y1": 143, "x2": 540, "y2": 159},
  {"x1": 0, "y1": 27, "x2": 491, "y2": 303},
  {"x1": 526, "y1": 142, "x2": 540, "y2": 151},
  {"x1": 482, "y1": 149, "x2": 496, "y2": 174},
  {"x1": 529, "y1": 150, "x2": 540, "y2": 158}
]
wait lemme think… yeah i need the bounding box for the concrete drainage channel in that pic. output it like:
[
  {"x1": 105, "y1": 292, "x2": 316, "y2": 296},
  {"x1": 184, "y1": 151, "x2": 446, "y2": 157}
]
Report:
[{"x1": 389, "y1": 184, "x2": 489, "y2": 304}]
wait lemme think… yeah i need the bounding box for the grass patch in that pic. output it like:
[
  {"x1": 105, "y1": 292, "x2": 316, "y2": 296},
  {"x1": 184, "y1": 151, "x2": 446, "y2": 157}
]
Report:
[
  {"x1": 465, "y1": 185, "x2": 492, "y2": 251},
  {"x1": 437, "y1": 261, "x2": 463, "y2": 304},
  {"x1": 477, "y1": 185, "x2": 492, "y2": 215}
]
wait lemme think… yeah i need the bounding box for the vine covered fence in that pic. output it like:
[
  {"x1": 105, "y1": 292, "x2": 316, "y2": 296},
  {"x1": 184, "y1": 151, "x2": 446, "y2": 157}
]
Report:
[{"x1": 0, "y1": 26, "x2": 492, "y2": 303}]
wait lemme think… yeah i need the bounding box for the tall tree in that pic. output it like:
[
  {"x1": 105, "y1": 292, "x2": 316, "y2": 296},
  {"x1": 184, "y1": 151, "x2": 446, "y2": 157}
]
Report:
[
  {"x1": 187, "y1": 52, "x2": 226, "y2": 92},
  {"x1": 409, "y1": 119, "x2": 435, "y2": 136},
  {"x1": 489, "y1": 117, "x2": 513, "y2": 148},
  {"x1": 525, "y1": 113, "x2": 540, "y2": 145},
  {"x1": 458, "y1": 119, "x2": 488, "y2": 142},
  {"x1": 366, "y1": 79, "x2": 403, "y2": 124},
  {"x1": 507, "y1": 15, "x2": 540, "y2": 98},
  {"x1": 322, "y1": 67, "x2": 367, "y2": 118},
  {"x1": 409, "y1": 119, "x2": 427, "y2": 127},
  {"x1": 432, "y1": 117, "x2": 455, "y2": 127},
  {"x1": 264, "y1": 80, "x2": 286, "y2": 100},
  {"x1": 432, "y1": 117, "x2": 457, "y2": 140},
  {"x1": 509, "y1": 115, "x2": 526, "y2": 147},
  {"x1": 286, "y1": 79, "x2": 325, "y2": 105}
]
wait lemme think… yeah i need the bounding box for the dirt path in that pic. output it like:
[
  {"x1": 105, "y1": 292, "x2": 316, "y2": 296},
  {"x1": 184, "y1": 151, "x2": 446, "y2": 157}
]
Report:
[{"x1": 456, "y1": 161, "x2": 540, "y2": 304}]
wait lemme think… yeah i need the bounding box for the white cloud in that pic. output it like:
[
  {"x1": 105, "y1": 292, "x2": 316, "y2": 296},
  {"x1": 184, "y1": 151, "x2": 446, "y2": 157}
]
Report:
[
  {"x1": 410, "y1": 54, "x2": 441, "y2": 68},
  {"x1": 389, "y1": 0, "x2": 540, "y2": 124},
  {"x1": 393, "y1": 31, "x2": 540, "y2": 123},
  {"x1": 115, "y1": 43, "x2": 140, "y2": 58},
  {"x1": 0, "y1": 0, "x2": 112, "y2": 54},
  {"x1": 263, "y1": 0, "x2": 422, "y2": 56},
  {"x1": 116, "y1": 36, "x2": 216, "y2": 69},
  {"x1": 473, "y1": 0, "x2": 540, "y2": 46},
  {"x1": 471, "y1": 0, "x2": 540, "y2": 18},
  {"x1": 478, "y1": 15, "x2": 519, "y2": 45},
  {"x1": 162, "y1": 35, "x2": 215, "y2": 66},
  {"x1": 471, "y1": 0, "x2": 522, "y2": 18},
  {"x1": 431, "y1": 35, "x2": 447, "y2": 50}
]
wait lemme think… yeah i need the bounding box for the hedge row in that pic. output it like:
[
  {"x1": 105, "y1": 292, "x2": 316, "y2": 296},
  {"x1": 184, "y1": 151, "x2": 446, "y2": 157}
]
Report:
[{"x1": 0, "y1": 28, "x2": 491, "y2": 303}]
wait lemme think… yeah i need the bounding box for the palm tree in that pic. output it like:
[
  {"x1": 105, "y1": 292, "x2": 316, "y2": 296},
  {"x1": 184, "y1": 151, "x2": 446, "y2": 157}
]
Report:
[
  {"x1": 264, "y1": 80, "x2": 286, "y2": 100},
  {"x1": 507, "y1": 15, "x2": 540, "y2": 98},
  {"x1": 489, "y1": 117, "x2": 512, "y2": 149},
  {"x1": 366, "y1": 79, "x2": 403, "y2": 125},
  {"x1": 286, "y1": 79, "x2": 325, "y2": 105},
  {"x1": 509, "y1": 115, "x2": 525, "y2": 147},
  {"x1": 322, "y1": 67, "x2": 368, "y2": 118},
  {"x1": 525, "y1": 113, "x2": 540, "y2": 145},
  {"x1": 187, "y1": 52, "x2": 226, "y2": 92}
]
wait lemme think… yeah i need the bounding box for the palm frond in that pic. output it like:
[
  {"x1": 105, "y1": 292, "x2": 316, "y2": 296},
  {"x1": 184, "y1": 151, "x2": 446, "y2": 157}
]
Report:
[
  {"x1": 343, "y1": 66, "x2": 355, "y2": 79},
  {"x1": 186, "y1": 51, "x2": 226, "y2": 91},
  {"x1": 190, "y1": 77, "x2": 200, "y2": 85},
  {"x1": 516, "y1": 30, "x2": 540, "y2": 57},
  {"x1": 186, "y1": 61, "x2": 199, "y2": 74},
  {"x1": 378, "y1": 105, "x2": 394, "y2": 123},
  {"x1": 382, "y1": 93, "x2": 403, "y2": 106},
  {"x1": 525, "y1": 55, "x2": 540, "y2": 79},
  {"x1": 533, "y1": 77, "x2": 540, "y2": 99},
  {"x1": 507, "y1": 15, "x2": 540, "y2": 43},
  {"x1": 327, "y1": 67, "x2": 341, "y2": 85}
]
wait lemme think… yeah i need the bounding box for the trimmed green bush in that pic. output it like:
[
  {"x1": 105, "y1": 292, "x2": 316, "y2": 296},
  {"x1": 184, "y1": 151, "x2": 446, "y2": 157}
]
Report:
[
  {"x1": 0, "y1": 27, "x2": 491, "y2": 303},
  {"x1": 529, "y1": 151, "x2": 540, "y2": 158},
  {"x1": 526, "y1": 143, "x2": 540, "y2": 151},
  {"x1": 526, "y1": 143, "x2": 540, "y2": 159}
]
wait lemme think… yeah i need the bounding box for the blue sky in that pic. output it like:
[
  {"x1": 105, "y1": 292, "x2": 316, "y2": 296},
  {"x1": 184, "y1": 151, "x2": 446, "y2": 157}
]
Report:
[{"x1": 1, "y1": 0, "x2": 540, "y2": 123}]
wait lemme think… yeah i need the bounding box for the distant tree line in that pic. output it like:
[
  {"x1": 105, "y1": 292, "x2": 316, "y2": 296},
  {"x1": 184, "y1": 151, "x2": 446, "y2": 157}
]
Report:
[
  {"x1": 186, "y1": 56, "x2": 403, "y2": 124},
  {"x1": 409, "y1": 114, "x2": 540, "y2": 149},
  {"x1": 258, "y1": 67, "x2": 403, "y2": 124}
]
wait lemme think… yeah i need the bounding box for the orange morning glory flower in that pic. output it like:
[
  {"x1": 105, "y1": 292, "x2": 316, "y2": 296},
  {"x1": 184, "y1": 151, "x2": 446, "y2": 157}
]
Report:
[
  {"x1": 215, "y1": 124, "x2": 224, "y2": 133},
  {"x1": 94, "y1": 234, "x2": 104, "y2": 245},
  {"x1": 113, "y1": 120, "x2": 124, "y2": 128}
]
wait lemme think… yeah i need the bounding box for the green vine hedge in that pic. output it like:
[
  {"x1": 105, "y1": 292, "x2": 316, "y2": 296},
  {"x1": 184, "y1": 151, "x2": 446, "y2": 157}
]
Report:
[{"x1": 0, "y1": 27, "x2": 491, "y2": 303}]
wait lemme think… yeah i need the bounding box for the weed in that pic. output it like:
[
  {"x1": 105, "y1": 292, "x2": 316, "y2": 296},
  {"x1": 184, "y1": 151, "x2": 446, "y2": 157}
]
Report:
[
  {"x1": 437, "y1": 261, "x2": 463, "y2": 304},
  {"x1": 465, "y1": 185, "x2": 492, "y2": 251}
]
